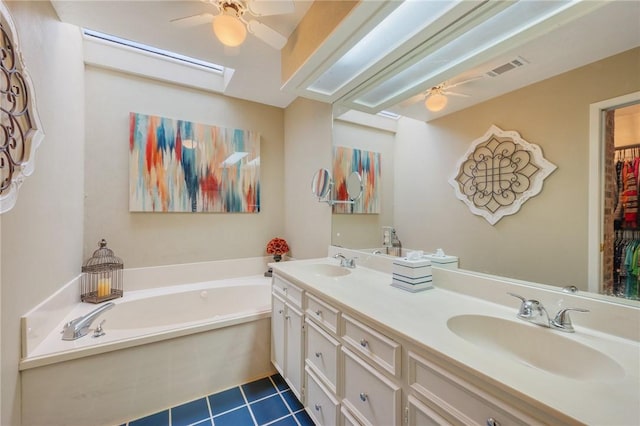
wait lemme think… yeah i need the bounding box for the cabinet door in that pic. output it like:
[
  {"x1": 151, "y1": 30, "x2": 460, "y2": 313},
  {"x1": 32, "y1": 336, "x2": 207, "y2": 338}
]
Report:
[
  {"x1": 271, "y1": 294, "x2": 286, "y2": 375},
  {"x1": 285, "y1": 303, "x2": 304, "y2": 400}
]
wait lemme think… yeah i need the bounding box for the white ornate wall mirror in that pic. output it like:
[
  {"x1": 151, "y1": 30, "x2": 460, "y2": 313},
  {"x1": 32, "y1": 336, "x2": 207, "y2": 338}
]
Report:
[
  {"x1": 0, "y1": 1, "x2": 45, "y2": 214},
  {"x1": 449, "y1": 124, "x2": 556, "y2": 225}
]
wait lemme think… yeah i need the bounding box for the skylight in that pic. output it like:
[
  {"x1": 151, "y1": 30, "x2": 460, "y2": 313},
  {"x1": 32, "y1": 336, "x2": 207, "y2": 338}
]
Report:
[
  {"x1": 377, "y1": 110, "x2": 400, "y2": 120},
  {"x1": 82, "y1": 29, "x2": 224, "y2": 73}
]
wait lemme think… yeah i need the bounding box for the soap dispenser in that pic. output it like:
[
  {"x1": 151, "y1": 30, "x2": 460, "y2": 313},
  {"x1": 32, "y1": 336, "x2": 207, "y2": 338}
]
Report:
[{"x1": 389, "y1": 229, "x2": 402, "y2": 257}]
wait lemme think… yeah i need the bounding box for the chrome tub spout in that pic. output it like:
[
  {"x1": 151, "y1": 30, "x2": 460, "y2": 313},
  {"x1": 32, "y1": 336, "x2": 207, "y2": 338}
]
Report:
[{"x1": 62, "y1": 302, "x2": 115, "y2": 340}]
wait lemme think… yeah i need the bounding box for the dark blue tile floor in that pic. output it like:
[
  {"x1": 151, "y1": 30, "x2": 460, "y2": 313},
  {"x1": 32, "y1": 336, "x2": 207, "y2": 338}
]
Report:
[{"x1": 124, "y1": 373, "x2": 315, "y2": 426}]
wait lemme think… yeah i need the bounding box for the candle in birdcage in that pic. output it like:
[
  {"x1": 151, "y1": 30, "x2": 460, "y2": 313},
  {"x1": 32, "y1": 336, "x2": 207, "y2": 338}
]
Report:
[{"x1": 97, "y1": 277, "x2": 112, "y2": 297}]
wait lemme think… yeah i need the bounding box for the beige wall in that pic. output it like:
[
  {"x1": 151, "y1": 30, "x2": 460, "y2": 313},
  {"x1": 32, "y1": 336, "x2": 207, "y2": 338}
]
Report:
[
  {"x1": 394, "y1": 47, "x2": 640, "y2": 289},
  {"x1": 332, "y1": 120, "x2": 395, "y2": 249},
  {"x1": 84, "y1": 67, "x2": 285, "y2": 267},
  {"x1": 1, "y1": 2, "x2": 85, "y2": 424},
  {"x1": 283, "y1": 98, "x2": 332, "y2": 259}
]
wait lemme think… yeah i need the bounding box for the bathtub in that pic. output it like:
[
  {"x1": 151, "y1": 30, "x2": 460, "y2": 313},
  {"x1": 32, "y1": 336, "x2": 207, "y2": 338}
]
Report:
[{"x1": 20, "y1": 274, "x2": 275, "y2": 426}]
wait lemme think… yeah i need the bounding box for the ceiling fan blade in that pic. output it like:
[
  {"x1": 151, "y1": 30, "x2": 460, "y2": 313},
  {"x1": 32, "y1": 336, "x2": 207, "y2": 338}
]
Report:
[
  {"x1": 442, "y1": 91, "x2": 471, "y2": 97},
  {"x1": 247, "y1": 0, "x2": 294, "y2": 16},
  {"x1": 398, "y1": 93, "x2": 425, "y2": 108},
  {"x1": 170, "y1": 13, "x2": 214, "y2": 28},
  {"x1": 444, "y1": 75, "x2": 484, "y2": 90},
  {"x1": 247, "y1": 20, "x2": 287, "y2": 49}
]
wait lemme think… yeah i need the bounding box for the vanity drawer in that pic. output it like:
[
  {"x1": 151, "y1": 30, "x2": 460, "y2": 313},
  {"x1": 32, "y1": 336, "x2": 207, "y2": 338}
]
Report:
[
  {"x1": 306, "y1": 293, "x2": 340, "y2": 335},
  {"x1": 408, "y1": 351, "x2": 536, "y2": 426},
  {"x1": 305, "y1": 318, "x2": 340, "y2": 394},
  {"x1": 305, "y1": 366, "x2": 339, "y2": 426},
  {"x1": 341, "y1": 405, "x2": 364, "y2": 426},
  {"x1": 342, "y1": 347, "x2": 401, "y2": 426},
  {"x1": 272, "y1": 275, "x2": 303, "y2": 308},
  {"x1": 407, "y1": 394, "x2": 452, "y2": 426},
  {"x1": 342, "y1": 314, "x2": 401, "y2": 377}
]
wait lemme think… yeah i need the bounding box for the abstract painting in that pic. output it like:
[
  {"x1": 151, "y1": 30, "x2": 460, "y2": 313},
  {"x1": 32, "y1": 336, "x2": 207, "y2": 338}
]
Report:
[
  {"x1": 332, "y1": 146, "x2": 381, "y2": 214},
  {"x1": 129, "y1": 113, "x2": 260, "y2": 212}
]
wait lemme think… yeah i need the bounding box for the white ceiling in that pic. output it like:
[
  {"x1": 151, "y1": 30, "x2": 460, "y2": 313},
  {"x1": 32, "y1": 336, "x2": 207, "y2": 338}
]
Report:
[{"x1": 51, "y1": 0, "x2": 640, "y2": 120}]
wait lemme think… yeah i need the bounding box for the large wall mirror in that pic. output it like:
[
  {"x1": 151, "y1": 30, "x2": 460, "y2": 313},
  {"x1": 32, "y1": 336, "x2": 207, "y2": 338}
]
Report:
[{"x1": 331, "y1": 47, "x2": 640, "y2": 307}]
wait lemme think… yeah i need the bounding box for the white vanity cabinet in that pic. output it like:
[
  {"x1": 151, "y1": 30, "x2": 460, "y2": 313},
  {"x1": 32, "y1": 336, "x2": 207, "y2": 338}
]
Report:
[
  {"x1": 272, "y1": 266, "x2": 578, "y2": 426},
  {"x1": 271, "y1": 275, "x2": 304, "y2": 400}
]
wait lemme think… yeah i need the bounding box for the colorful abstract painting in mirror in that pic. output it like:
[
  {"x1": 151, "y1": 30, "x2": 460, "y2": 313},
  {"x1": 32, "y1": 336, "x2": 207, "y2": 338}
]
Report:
[
  {"x1": 129, "y1": 113, "x2": 260, "y2": 212},
  {"x1": 333, "y1": 146, "x2": 381, "y2": 214}
]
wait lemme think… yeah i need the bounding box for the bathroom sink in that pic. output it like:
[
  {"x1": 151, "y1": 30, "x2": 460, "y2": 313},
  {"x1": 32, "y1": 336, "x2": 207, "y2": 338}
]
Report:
[
  {"x1": 447, "y1": 314, "x2": 625, "y2": 381},
  {"x1": 302, "y1": 264, "x2": 351, "y2": 277}
]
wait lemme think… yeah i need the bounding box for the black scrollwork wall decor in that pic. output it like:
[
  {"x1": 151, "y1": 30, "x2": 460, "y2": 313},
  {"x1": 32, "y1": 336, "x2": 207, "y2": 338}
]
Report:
[
  {"x1": 0, "y1": 1, "x2": 44, "y2": 214},
  {"x1": 449, "y1": 125, "x2": 556, "y2": 225}
]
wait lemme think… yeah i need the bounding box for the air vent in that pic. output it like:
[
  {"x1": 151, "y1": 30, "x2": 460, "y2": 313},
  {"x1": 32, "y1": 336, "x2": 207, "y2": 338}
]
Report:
[{"x1": 486, "y1": 56, "x2": 529, "y2": 77}]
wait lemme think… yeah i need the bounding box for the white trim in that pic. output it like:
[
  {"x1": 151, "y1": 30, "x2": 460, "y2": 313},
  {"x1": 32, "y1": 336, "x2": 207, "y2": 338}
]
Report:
[{"x1": 587, "y1": 91, "x2": 640, "y2": 293}]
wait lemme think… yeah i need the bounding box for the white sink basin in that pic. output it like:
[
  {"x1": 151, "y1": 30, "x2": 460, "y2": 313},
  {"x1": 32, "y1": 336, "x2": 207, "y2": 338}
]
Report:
[
  {"x1": 447, "y1": 314, "x2": 625, "y2": 381},
  {"x1": 303, "y1": 263, "x2": 351, "y2": 277}
]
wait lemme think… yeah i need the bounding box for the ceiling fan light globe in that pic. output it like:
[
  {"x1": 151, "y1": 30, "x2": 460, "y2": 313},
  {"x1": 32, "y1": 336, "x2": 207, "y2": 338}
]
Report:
[
  {"x1": 425, "y1": 93, "x2": 448, "y2": 112},
  {"x1": 213, "y1": 13, "x2": 247, "y2": 47}
]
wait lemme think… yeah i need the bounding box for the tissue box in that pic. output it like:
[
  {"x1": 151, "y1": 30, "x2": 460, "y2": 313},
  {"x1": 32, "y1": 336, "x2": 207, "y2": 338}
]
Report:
[
  {"x1": 423, "y1": 253, "x2": 458, "y2": 269},
  {"x1": 391, "y1": 277, "x2": 433, "y2": 292},
  {"x1": 392, "y1": 257, "x2": 432, "y2": 279}
]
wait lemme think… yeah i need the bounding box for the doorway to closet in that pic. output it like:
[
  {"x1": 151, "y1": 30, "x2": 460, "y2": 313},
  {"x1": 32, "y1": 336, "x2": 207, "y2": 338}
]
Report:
[{"x1": 602, "y1": 100, "x2": 640, "y2": 299}]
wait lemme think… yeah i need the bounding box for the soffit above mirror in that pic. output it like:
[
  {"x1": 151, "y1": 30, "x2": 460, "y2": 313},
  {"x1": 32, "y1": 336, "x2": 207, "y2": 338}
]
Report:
[{"x1": 281, "y1": 0, "x2": 640, "y2": 122}]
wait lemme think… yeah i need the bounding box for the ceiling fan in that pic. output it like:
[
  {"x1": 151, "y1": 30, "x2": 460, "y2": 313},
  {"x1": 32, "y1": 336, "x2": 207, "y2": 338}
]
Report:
[
  {"x1": 171, "y1": 0, "x2": 294, "y2": 50},
  {"x1": 400, "y1": 76, "x2": 483, "y2": 112}
]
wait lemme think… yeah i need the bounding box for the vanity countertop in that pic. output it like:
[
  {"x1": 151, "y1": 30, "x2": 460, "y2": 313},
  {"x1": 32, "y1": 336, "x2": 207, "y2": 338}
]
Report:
[{"x1": 271, "y1": 257, "x2": 640, "y2": 426}]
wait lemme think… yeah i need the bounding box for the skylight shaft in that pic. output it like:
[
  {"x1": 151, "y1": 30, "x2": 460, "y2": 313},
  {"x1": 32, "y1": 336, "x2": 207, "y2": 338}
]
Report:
[{"x1": 82, "y1": 29, "x2": 225, "y2": 74}]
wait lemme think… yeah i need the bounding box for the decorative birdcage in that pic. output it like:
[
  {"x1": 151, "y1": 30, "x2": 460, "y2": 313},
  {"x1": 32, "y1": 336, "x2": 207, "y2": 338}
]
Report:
[{"x1": 81, "y1": 239, "x2": 124, "y2": 303}]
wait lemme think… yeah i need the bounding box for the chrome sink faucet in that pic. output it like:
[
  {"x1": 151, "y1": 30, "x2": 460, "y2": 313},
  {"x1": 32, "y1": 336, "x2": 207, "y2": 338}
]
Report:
[
  {"x1": 508, "y1": 293, "x2": 589, "y2": 333},
  {"x1": 62, "y1": 302, "x2": 115, "y2": 340},
  {"x1": 334, "y1": 253, "x2": 356, "y2": 268}
]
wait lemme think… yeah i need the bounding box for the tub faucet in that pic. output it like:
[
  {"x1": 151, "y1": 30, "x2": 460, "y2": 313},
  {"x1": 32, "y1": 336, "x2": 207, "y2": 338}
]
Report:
[
  {"x1": 334, "y1": 253, "x2": 356, "y2": 268},
  {"x1": 62, "y1": 302, "x2": 115, "y2": 340}
]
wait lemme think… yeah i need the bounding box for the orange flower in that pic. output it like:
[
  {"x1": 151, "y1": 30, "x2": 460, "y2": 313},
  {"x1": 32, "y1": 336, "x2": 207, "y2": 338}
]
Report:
[{"x1": 266, "y1": 238, "x2": 289, "y2": 255}]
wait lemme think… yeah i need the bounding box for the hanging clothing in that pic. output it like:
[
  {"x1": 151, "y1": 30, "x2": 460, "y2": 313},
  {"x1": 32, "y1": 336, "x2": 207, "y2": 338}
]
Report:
[
  {"x1": 621, "y1": 161, "x2": 638, "y2": 226},
  {"x1": 613, "y1": 230, "x2": 640, "y2": 299}
]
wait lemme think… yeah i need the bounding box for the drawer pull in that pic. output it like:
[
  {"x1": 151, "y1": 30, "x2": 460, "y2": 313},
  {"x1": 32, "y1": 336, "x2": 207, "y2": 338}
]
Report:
[
  {"x1": 278, "y1": 309, "x2": 283, "y2": 314},
  {"x1": 360, "y1": 339, "x2": 368, "y2": 348},
  {"x1": 359, "y1": 392, "x2": 368, "y2": 402},
  {"x1": 315, "y1": 352, "x2": 322, "y2": 358},
  {"x1": 283, "y1": 287, "x2": 288, "y2": 292},
  {"x1": 486, "y1": 418, "x2": 500, "y2": 426},
  {"x1": 314, "y1": 404, "x2": 322, "y2": 411},
  {"x1": 315, "y1": 309, "x2": 322, "y2": 316},
  {"x1": 285, "y1": 315, "x2": 290, "y2": 320}
]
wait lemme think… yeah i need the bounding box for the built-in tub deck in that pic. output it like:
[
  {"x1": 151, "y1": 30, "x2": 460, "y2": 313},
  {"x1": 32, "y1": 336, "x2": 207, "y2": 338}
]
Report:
[{"x1": 20, "y1": 275, "x2": 271, "y2": 370}]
